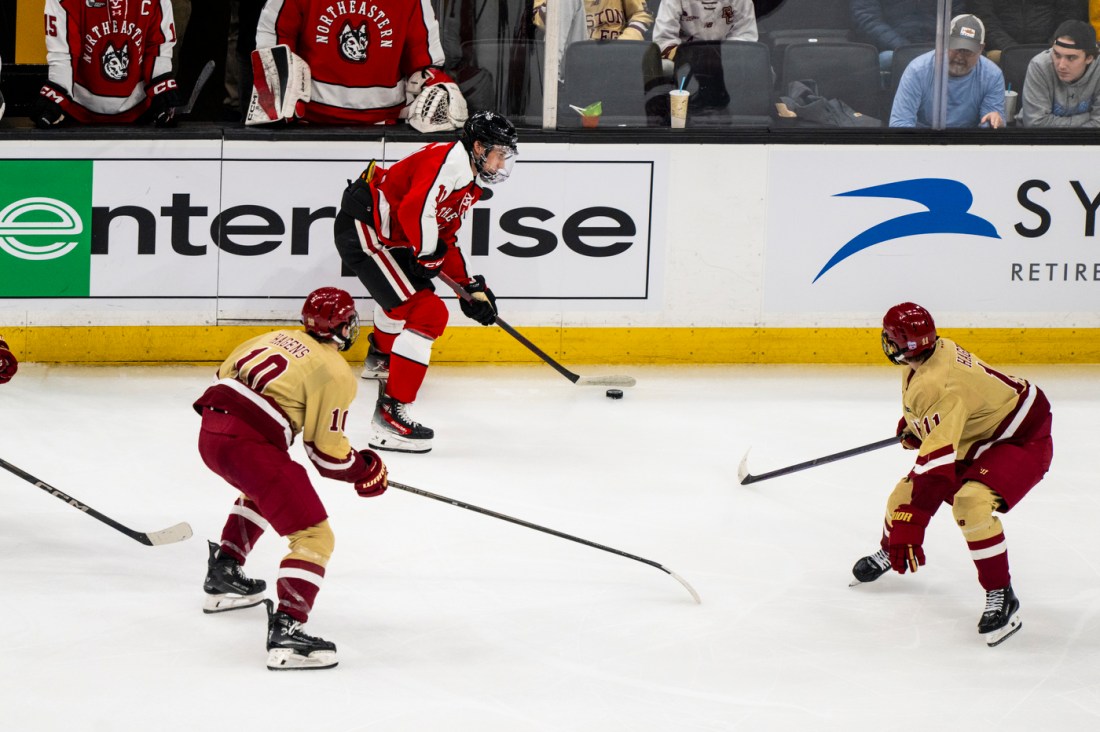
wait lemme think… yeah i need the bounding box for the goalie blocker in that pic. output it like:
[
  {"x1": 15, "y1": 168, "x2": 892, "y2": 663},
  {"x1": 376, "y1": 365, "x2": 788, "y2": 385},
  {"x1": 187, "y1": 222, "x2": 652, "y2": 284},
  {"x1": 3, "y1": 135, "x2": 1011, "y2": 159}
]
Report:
[{"x1": 246, "y1": 45, "x2": 311, "y2": 125}]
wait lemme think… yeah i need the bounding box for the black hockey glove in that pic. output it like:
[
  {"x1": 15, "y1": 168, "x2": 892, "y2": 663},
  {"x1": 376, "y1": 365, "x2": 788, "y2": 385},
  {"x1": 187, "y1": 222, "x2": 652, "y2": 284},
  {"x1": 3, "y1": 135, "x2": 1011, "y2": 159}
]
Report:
[
  {"x1": 409, "y1": 241, "x2": 446, "y2": 279},
  {"x1": 147, "y1": 73, "x2": 181, "y2": 127},
  {"x1": 460, "y1": 275, "x2": 497, "y2": 326},
  {"x1": 33, "y1": 82, "x2": 70, "y2": 129}
]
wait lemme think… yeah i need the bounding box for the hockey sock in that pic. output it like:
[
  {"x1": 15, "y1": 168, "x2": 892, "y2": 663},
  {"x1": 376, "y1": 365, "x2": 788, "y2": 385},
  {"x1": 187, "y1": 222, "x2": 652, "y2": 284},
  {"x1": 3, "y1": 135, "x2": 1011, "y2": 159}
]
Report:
[
  {"x1": 968, "y1": 533, "x2": 1011, "y2": 590},
  {"x1": 219, "y1": 496, "x2": 269, "y2": 564}
]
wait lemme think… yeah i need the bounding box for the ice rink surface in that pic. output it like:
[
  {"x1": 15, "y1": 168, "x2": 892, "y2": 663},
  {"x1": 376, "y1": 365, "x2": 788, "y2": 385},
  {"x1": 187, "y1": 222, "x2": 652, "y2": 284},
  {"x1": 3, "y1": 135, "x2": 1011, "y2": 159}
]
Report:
[{"x1": 1, "y1": 361, "x2": 1098, "y2": 731}]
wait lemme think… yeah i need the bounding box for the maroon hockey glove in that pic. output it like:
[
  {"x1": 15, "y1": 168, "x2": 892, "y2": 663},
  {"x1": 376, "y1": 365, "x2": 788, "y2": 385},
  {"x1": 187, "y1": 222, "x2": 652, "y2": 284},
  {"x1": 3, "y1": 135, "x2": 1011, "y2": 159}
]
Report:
[
  {"x1": 0, "y1": 338, "x2": 17, "y2": 384},
  {"x1": 33, "y1": 82, "x2": 70, "y2": 129},
  {"x1": 147, "y1": 73, "x2": 181, "y2": 127},
  {"x1": 888, "y1": 504, "x2": 930, "y2": 573},
  {"x1": 459, "y1": 275, "x2": 497, "y2": 326},
  {"x1": 354, "y1": 449, "x2": 388, "y2": 498},
  {"x1": 897, "y1": 417, "x2": 921, "y2": 450}
]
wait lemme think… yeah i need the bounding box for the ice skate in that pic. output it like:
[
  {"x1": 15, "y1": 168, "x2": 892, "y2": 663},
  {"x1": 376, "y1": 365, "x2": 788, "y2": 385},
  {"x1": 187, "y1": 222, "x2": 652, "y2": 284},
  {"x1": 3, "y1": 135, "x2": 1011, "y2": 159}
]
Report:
[
  {"x1": 369, "y1": 394, "x2": 433, "y2": 453},
  {"x1": 265, "y1": 599, "x2": 338, "y2": 670},
  {"x1": 203, "y1": 540, "x2": 267, "y2": 613},
  {"x1": 849, "y1": 548, "x2": 891, "y2": 586},
  {"x1": 360, "y1": 334, "x2": 390, "y2": 380},
  {"x1": 978, "y1": 585, "x2": 1022, "y2": 647}
]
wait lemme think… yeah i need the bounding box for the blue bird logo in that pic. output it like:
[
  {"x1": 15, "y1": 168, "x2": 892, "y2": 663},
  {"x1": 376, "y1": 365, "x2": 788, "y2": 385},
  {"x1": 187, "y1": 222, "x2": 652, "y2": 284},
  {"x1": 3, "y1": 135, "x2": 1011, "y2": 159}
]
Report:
[{"x1": 813, "y1": 178, "x2": 1000, "y2": 283}]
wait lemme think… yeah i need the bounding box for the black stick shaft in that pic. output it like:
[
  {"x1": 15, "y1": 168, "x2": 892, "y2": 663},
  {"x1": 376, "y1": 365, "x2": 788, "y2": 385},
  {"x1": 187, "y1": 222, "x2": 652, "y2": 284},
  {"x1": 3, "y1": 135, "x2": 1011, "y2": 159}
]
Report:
[
  {"x1": 741, "y1": 435, "x2": 900, "y2": 485},
  {"x1": 438, "y1": 272, "x2": 581, "y2": 383},
  {"x1": 0, "y1": 456, "x2": 153, "y2": 544}
]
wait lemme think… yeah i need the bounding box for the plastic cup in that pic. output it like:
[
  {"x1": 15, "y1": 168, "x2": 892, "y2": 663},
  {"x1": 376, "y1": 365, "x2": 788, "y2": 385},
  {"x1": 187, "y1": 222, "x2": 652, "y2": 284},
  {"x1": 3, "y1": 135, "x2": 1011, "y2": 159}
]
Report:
[
  {"x1": 1003, "y1": 90, "x2": 1018, "y2": 124},
  {"x1": 581, "y1": 114, "x2": 599, "y2": 128},
  {"x1": 669, "y1": 89, "x2": 688, "y2": 129}
]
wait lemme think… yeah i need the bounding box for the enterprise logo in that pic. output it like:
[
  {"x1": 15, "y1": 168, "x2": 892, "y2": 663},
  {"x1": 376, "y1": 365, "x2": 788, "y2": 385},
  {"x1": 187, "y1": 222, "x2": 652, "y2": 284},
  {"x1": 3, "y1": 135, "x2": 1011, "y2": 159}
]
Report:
[
  {"x1": 0, "y1": 196, "x2": 84, "y2": 261},
  {"x1": 814, "y1": 178, "x2": 1000, "y2": 282}
]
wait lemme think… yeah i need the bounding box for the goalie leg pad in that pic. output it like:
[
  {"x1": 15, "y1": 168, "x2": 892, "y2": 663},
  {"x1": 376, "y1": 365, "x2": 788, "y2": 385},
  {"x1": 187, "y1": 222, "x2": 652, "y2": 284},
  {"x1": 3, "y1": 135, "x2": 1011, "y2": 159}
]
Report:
[{"x1": 246, "y1": 45, "x2": 312, "y2": 125}]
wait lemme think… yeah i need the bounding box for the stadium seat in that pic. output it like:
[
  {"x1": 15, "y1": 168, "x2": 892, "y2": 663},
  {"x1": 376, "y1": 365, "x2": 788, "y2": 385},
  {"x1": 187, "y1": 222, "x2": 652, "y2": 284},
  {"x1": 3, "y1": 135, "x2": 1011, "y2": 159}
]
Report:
[
  {"x1": 780, "y1": 41, "x2": 882, "y2": 123},
  {"x1": 558, "y1": 40, "x2": 664, "y2": 127},
  {"x1": 462, "y1": 39, "x2": 545, "y2": 127},
  {"x1": 999, "y1": 43, "x2": 1049, "y2": 109},
  {"x1": 672, "y1": 40, "x2": 773, "y2": 126}
]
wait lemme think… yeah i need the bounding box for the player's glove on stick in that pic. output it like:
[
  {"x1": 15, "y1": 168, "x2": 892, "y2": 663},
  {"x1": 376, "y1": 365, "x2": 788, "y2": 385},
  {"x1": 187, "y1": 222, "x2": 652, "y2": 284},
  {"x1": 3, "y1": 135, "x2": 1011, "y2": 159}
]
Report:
[
  {"x1": 354, "y1": 449, "x2": 388, "y2": 497},
  {"x1": 33, "y1": 82, "x2": 70, "y2": 128},
  {"x1": 888, "y1": 504, "x2": 930, "y2": 573},
  {"x1": 460, "y1": 275, "x2": 497, "y2": 326},
  {"x1": 147, "y1": 73, "x2": 180, "y2": 127},
  {"x1": 897, "y1": 417, "x2": 921, "y2": 450},
  {"x1": 0, "y1": 338, "x2": 18, "y2": 384}
]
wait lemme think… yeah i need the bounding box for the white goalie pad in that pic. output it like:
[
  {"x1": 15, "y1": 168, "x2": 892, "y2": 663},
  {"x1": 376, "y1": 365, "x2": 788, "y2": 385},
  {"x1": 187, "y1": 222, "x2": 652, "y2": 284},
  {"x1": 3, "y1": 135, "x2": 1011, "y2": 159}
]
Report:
[
  {"x1": 408, "y1": 80, "x2": 469, "y2": 133},
  {"x1": 245, "y1": 45, "x2": 311, "y2": 126}
]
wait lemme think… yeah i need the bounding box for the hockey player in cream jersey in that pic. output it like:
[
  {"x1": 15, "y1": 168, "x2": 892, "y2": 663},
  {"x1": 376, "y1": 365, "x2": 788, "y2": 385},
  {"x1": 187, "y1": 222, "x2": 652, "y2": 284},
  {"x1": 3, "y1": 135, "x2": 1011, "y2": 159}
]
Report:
[
  {"x1": 653, "y1": 0, "x2": 758, "y2": 61},
  {"x1": 852, "y1": 303, "x2": 1053, "y2": 647}
]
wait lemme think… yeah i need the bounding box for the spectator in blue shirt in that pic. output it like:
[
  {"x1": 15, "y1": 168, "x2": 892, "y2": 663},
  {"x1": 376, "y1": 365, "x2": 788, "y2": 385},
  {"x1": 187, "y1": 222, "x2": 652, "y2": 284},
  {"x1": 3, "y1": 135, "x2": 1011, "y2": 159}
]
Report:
[{"x1": 890, "y1": 14, "x2": 1006, "y2": 128}]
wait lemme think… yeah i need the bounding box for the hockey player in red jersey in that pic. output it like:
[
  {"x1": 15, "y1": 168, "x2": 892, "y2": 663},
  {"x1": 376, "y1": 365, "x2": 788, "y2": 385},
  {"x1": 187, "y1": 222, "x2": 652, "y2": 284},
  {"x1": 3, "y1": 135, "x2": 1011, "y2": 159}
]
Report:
[
  {"x1": 252, "y1": 0, "x2": 466, "y2": 128},
  {"x1": 0, "y1": 336, "x2": 18, "y2": 384},
  {"x1": 194, "y1": 287, "x2": 388, "y2": 670},
  {"x1": 852, "y1": 303, "x2": 1053, "y2": 646},
  {"x1": 35, "y1": 0, "x2": 180, "y2": 127},
  {"x1": 333, "y1": 110, "x2": 518, "y2": 453}
]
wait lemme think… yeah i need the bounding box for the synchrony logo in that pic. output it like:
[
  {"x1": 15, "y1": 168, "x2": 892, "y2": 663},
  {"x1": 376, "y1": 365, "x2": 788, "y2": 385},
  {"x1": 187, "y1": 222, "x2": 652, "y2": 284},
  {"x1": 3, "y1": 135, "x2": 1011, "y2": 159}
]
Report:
[
  {"x1": 0, "y1": 160, "x2": 93, "y2": 297},
  {"x1": 813, "y1": 178, "x2": 1000, "y2": 283}
]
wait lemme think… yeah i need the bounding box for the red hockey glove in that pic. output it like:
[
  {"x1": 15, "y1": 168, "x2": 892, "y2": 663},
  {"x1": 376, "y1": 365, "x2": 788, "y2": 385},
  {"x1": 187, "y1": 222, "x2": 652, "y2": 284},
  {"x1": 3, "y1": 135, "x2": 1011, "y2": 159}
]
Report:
[
  {"x1": 0, "y1": 338, "x2": 18, "y2": 384},
  {"x1": 888, "y1": 504, "x2": 930, "y2": 573},
  {"x1": 33, "y1": 82, "x2": 70, "y2": 128},
  {"x1": 897, "y1": 417, "x2": 921, "y2": 450},
  {"x1": 354, "y1": 449, "x2": 388, "y2": 498},
  {"x1": 459, "y1": 275, "x2": 497, "y2": 326},
  {"x1": 147, "y1": 73, "x2": 181, "y2": 127}
]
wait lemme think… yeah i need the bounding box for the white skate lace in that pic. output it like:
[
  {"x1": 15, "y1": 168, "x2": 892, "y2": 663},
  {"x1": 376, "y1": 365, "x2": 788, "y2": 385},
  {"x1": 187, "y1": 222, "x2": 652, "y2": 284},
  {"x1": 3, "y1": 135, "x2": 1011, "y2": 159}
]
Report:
[
  {"x1": 394, "y1": 402, "x2": 421, "y2": 428},
  {"x1": 871, "y1": 549, "x2": 890, "y2": 569},
  {"x1": 984, "y1": 589, "x2": 1005, "y2": 613}
]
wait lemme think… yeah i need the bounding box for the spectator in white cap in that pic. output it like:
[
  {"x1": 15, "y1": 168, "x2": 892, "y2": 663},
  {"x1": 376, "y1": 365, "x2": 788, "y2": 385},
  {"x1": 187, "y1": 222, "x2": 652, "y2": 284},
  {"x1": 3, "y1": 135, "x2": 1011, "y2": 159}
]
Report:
[
  {"x1": 890, "y1": 14, "x2": 1007, "y2": 128},
  {"x1": 1022, "y1": 19, "x2": 1100, "y2": 127}
]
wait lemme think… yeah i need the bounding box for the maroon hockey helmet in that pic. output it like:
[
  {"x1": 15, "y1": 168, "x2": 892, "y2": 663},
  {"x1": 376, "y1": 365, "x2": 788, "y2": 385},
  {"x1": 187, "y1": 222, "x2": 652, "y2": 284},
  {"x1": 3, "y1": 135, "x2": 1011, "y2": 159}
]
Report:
[
  {"x1": 301, "y1": 287, "x2": 359, "y2": 352},
  {"x1": 881, "y1": 302, "x2": 938, "y2": 365}
]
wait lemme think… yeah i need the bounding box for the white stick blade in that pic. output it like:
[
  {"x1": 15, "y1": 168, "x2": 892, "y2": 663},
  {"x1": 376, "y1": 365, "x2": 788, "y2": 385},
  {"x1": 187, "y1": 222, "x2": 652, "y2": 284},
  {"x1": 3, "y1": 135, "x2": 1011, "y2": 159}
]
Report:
[
  {"x1": 145, "y1": 522, "x2": 194, "y2": 546},
  {"x1": 668, "y1": 569, "x2": 702, "y2": 604},
  {"x1": 576, "y1": 375, "x2": 636, "y2": 387},
  {"x1": 737, "y1": 449, "x2": 751, "y2": 484}
]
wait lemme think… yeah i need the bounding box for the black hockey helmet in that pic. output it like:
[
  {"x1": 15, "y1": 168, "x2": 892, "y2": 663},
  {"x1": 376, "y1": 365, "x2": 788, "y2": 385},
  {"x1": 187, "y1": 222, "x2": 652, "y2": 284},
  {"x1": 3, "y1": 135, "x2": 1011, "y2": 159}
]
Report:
[{"x1": 461, "y1": 111, "x2": 518, "y2": 185}]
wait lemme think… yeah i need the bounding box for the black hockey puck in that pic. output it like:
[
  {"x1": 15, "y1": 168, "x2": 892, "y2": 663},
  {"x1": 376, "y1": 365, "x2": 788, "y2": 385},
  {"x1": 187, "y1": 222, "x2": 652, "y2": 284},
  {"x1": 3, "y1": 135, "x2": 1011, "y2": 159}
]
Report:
[{"x1": 606, "y1": 388, "x2": 623, "y2": 400}]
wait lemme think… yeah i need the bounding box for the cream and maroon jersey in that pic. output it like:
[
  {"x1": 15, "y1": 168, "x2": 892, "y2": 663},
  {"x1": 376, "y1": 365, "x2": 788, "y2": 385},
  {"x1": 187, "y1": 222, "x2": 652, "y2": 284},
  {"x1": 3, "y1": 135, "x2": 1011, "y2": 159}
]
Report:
[
  {"x1": 193, "y1": 329, "x2": 372, "y2": 483},
  {"x1": 44, "y1": 0, "x2": 175, "y2": 123},
  {"x1": 256, "y1": 0, "x2": 444, "y2": 124},
  {"x1": 534, "y1": 0, "x2": 654, "y2": 41},
  {"x1": 899, "y1": 337, "x2": 1045, "y2": 510},
  {"x1": 652, "y1": 0, "x2": 758, "y2": 57}
]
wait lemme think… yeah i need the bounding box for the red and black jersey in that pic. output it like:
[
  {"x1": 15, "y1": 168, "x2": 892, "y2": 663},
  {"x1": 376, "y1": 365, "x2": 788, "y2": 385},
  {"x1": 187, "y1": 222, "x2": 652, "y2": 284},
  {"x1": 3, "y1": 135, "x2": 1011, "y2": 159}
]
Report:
[
  {"x1": 256, "y1": 0, "x2": 445, "y2": 125},
  {"x1": 369, "y1": 141, "x2": 483, "y2": 282},
  {"x1": 44, "y1": 0, "x2": 176, "y2": 123}
]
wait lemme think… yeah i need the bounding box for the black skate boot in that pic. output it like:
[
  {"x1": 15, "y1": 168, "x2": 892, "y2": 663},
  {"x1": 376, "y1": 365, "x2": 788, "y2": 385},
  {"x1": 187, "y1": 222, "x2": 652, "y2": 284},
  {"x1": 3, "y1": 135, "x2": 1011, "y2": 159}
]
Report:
[
  {"x1": 265, "y1": 599, "x2": 338, "y2": 670},
  {"x1": 978, "y1": 585, "x2": 1022, "y2": 647},
  {"x1": 203, "y1": 540, "x2": 267, "y2": 614},
  {"x1": 360, "y1": 334, "x2": 390, "y2": 381},
  {"x1": 850, "y1": 548, "x2": 892, "y2": 585},
  {"x1": 369, "y1": 394, "x2": 433, "y2": 454}
]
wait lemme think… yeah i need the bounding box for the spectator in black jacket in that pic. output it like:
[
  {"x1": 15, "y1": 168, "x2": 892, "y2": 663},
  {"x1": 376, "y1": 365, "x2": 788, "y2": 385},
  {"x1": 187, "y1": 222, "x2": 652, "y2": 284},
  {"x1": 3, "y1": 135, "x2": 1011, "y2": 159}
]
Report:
[
  {"x1": 972, "y1": 0, "x2": 1087, "y2": 63},
  {"x1": 851, "y1": 0, "x2": 969, "y2": 74}
]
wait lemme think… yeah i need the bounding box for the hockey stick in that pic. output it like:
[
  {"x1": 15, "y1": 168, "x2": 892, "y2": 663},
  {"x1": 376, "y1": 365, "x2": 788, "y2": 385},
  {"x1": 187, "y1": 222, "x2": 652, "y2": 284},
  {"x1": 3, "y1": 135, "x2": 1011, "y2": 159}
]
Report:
[
  {"x1": 737, "y1": 435, "x2": 901, "y2": 485},
  {"x1": 438, "y1": 272, "x2": 636, "y2": 388},
  {"x1": 389, "y1": 479, "x2": 700, "y2": 603},
  {"x1": 174, "y1": 60, "x2": 216, "y2": 116},
  {"x1": 0, "y1": 457, "x2": 193, "y2": 546}
]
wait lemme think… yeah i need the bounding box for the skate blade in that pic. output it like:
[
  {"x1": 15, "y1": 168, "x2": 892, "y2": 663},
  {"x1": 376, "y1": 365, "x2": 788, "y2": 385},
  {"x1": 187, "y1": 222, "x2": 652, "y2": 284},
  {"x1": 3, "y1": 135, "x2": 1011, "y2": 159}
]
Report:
[
  {"x1": 266, "y1": 648, "x2": 338, "y2": 671},
  {"x1": 982, "y1": 613, "x2": 1022, "y2": 647},
  {"x1": 369, "y1": 430, "x2": 432, "y2": 454},
  {"x1": 202, "y1": 592, "x2": 265, "y2": 614}
]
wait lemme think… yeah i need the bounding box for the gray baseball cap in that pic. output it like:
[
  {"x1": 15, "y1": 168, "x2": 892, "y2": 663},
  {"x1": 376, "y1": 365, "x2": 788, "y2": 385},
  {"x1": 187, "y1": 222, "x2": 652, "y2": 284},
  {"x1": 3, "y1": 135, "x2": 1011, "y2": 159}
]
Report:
[{"x1": 949, "y1": 14, "x2": 985, "y2": 53}]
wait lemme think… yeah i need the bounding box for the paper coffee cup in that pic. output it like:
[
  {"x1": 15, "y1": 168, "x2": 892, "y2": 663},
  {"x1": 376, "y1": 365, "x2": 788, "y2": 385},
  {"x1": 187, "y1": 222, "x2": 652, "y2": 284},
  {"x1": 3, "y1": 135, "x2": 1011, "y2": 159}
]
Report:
[{"x1": 669, "y1": 90, "x2": 688, "y2": 129}]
